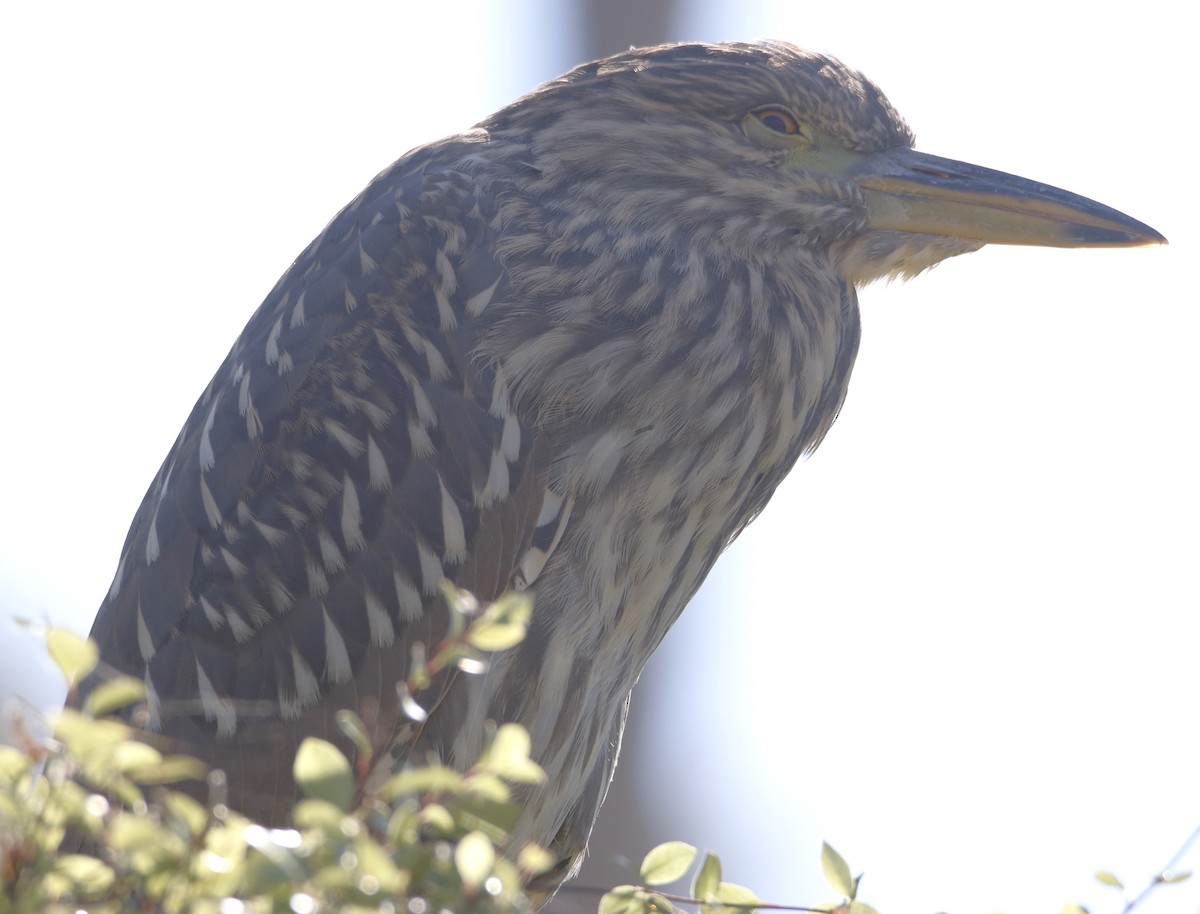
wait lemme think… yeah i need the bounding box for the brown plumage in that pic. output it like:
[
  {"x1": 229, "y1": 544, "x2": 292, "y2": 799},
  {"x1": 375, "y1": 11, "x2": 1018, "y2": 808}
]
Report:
[{"x1": 74, "y1": 40, "x2": 1162, "y2": 890}]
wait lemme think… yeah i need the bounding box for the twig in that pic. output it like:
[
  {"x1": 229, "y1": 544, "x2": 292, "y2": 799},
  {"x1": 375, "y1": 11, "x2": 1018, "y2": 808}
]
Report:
[
  {"x1": 554, "y1": 882, "x2": 830, "y2": 912},
  {"x1": 1122, "y1": 822, "x2": 1200, "y2": 913}
]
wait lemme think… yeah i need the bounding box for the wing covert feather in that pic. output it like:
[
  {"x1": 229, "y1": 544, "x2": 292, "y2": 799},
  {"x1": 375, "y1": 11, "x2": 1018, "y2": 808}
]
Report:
[{"x1": 79, "y1": 140, "x2": 551, "y2": 819}]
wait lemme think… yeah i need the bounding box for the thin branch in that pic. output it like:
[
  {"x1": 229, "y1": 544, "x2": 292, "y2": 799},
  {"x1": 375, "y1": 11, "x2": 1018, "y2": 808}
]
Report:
[
  {"x1": 554, "y1": 882, "x2": 831, "y2": 913},
  {"x1": 1122, "y1": 822, "x2": 1200, "y2": 913}
]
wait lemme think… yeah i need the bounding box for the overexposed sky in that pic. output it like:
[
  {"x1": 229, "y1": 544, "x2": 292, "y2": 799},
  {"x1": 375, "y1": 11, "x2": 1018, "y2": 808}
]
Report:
[{"x1": 1, "y1": 3, "x2": 1193, "y2": 914}]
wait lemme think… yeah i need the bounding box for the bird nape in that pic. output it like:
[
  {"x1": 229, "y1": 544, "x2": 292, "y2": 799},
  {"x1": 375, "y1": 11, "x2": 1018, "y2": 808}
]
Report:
[{"x1": 70, "y1": 40, "x2": 1163, "y2": 897}]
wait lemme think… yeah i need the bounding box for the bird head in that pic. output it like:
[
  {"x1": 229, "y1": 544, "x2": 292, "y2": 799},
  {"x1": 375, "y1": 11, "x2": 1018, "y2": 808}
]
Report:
[{"x1": 485, "y1": 41, "x2": 1164, "y2": 283}]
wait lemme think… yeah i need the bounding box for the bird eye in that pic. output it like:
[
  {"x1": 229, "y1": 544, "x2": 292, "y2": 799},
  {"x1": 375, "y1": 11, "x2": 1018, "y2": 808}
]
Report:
[
  {"x1": 751, "y1": 106, "x2": 801, "y2": 134},
  {"x1": 741, "y1": 106, "x2": 813, "y2": 150}
]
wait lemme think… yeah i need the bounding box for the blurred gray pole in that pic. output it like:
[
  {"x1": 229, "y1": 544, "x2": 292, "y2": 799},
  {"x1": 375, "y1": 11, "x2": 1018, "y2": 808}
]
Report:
[
  {"x1": 579, "y1": 0, "x2": 675, "y2": 58},
  {"x1": 543, "y1": 9, "x2": 680, "y2": 912}
]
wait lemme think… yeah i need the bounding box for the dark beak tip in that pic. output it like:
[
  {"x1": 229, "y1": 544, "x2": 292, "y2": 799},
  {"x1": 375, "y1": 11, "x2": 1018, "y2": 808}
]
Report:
[
  {"x1": 1117, "y1": 213, "x2": 1168, "y2": 247},
  {"x1": 1122, "y1": 224, "x2": 1168, "y2": 247}
]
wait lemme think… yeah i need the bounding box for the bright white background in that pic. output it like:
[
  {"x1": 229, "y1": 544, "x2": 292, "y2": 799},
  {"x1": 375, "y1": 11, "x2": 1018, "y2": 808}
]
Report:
[{"x1": 1, "y1": 4, "x2": 1193, "y2": 914}]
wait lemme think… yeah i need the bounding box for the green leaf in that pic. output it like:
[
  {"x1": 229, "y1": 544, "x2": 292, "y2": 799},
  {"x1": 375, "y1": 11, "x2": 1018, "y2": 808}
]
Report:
[
  {"x1": 109, "y1": 739, "x2": 162, "y2": 773},
  {"x1": 46, "y1": 779, "x2": 90, "y2": 825},
  {"x1": 476, "y1": 723, "x2": 546, "y2": 784},
  {"x1": 849, "y1": 902, "x2": 881, "y2": 914},
  {"x1": 108, "y1": 813, "x2": 166, "y2": 853},
  {"x1": 292, "y1": 798, "x2": 348, "y2": 832},
  {"x1": 381, "y1": 764, "x2": 464, "y2": 798},
  {"x1": 518, "y1": 843, "x2": 557, "y2": 877},
  {"x1": 454, "y1": 791, "x2": 523, "y2": 839},
  {"x1": 419, "y1": 802, "x2": 455, "y2": 835},
  {"x1": 1160, "y1": 869, "x2": 1192, "y2": 884},
  {"x1": 335, "y1": 709, "x2": 373, "y2": 760},
  {"x1": 405, "y1": 659, "x2": 431, "y2": 693},
  {"x1": 130, "y1": 754, "x2": 207, "y2": 784},
  {"x1": 463, "y1": 771, "x2": 513, "y2": 803},
  {"x1": 466, "y1": 592, "x2": 533, "y2": 651},
  {"x1": 293, "y1": 737, "x2": 355, "y2": 810},
  {"x1": 354, "y1": 834, "x2": 408, "y2": 895},
  {"x1": 53, "y1": 710, "x2": 131, "y2": 754},
  {"x1": 161, "y1": 790, "x2": 208, "y2": 837},
  {"x1": 49, "y1": 853, "x2": 115, "y2": 895},
  {"x1": 489, "y1": 857, "x2": 524, "y2": 907},
  {"x1": 47, "y1": 628, "x2": 98, "y2": 686},
  {"x1": 0, "y1": 745, "x2": 29, "y2": 780},
  {"x1": 822, "y1": 842, "x2": 855, "y2": 898},
  {"x1": 641, "y1": 841, "x2": 697, "y2": 886},
  {"x1": 715, "y1": 881, "x2": 760, "y2": 911},
  {"x1": 82, "y1": 675, "x2": 146, "y2": 716},
  {"x1": 442, "y1": 583, "x2": 477, "y2": 637},
  {"x1": 694, "y1": 851, "x2": 722, "y2": 901},
  {"x1": 1095, "y1": 871, "x2": 1123, "y2": 889},
  {"x1": 600, "y1": 885, "x2": 650, "y2": 914},
  {"x1": 386, "y1": 803, "x2": 422, "y2": 845},
  {"x1": 456, "y1": 830, "x2": 496, "y2": 890}
]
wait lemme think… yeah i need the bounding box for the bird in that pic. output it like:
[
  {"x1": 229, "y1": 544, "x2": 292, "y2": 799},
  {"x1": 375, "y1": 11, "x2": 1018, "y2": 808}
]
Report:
[{"x1": 73, "y1": 40, "x2": 1163, "y2": 892}]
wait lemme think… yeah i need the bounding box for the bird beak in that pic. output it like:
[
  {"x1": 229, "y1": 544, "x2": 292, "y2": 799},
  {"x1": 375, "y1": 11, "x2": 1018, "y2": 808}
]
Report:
[{"x1": 855, "y1": 148, "x2": 1166, "y2": 247}]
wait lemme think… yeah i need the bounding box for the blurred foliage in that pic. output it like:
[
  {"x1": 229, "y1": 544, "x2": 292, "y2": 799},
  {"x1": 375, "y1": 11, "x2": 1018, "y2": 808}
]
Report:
[
  {"x1": 2, "y1": 589, "x2": 554, "y2": 914},
  {"x1": 600, "y1": 838, "x2": 877, "y2": 914},
  {"x1": 1, "y1": 591, "x2": 1194, "y2": 914}
]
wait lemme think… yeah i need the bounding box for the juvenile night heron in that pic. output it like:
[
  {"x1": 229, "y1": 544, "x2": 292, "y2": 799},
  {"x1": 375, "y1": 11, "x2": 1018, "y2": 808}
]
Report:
[{"x1": 75, "y1": 41, "x2": 1163, "y2": 888}]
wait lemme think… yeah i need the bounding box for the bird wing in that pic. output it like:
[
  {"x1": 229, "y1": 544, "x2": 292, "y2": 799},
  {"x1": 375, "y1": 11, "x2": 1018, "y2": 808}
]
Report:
[{"x1": 78, "y1": 139, "x2": 560, "y2": 821}]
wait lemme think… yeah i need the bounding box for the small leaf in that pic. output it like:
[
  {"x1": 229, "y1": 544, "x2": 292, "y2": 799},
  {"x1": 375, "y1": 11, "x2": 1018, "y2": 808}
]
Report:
[
  {"x1": 50, "y1": 853, "x2": 115, "y2": 895},
  {"x1": 646, "y1": 893, "x2": 675, "y2": 913},
  {"x1": 443, "y1": 584, "x2": 471, "y2": 638},
  {"x1": 405, "y1": 644, "x2": 431, "y2": 693},
  {"x1": 454, "y1": 790, "x2": 523, "y2": 838},
  {"x1": 694, "y1": 851, "x2": 722, "y2": 900},
  {"x1": 455, "y1": 830, "x2": 495, "y2": 890},
  {"x1": 419, "y1": 802, "x2": 455, "y2": 834},
  {"x1": 162, "y1": 791, "x2": 208, "y2": 837},
  {"x1": 641, "y1": 841, "x2": 697, "y2": 885},
  {"x1": 482, "y1": 723, "x2": 528, "y2": 760},
  {"x1": 1094, "y1": 871, "x2": 1123, "y2": 889},
  {"x1": 849, "y1": 902, "x2": 881, "y2": 914},
  {"x1": 108, "y1": 813, "x2": 165, "y2": 853},
  {"x1": 381, "y1": 764, "x2": 464, "y2": 799},
  {"x1": 1059, "y1": 905, "x2": 1090, "y2": 914},
  {"x1": 293, "y1": 738, "x2": 354, "y2": 810},
  {"x1": 1160, "y1": 869, "x2": 1192, "y2": 884},
  {"x1": 476, "y1": 723, "x2": 546, "y2": 784},
  {"x1": 466, "y1": 592, "x2": 533, "y2": 651},
  {"x1": 109, "y1": 739, "x2": 162, "y2": 773},
  {"x1": 600, "y1": 885, "x2": 649, "y2": 914},
  {"x1": 335, "y1": 710, "x2": 373, "y2": 760},
  {"x1": 47, "y1": 628, "x2": 98, "y2": 687},
  {"x1": 49, "y1": 780, "x2": 93, "y2": 825},
  {"x1": 715, "y1": 881, "x2": 760, "y2": 911},
  {"x1": 292, "y1": 798, "x2": 348, "y2": 832},
  {"x1": 83, "y1": 675, "x2": 146, "y2": 716},
  {"x1": 53, "y1": 710, "x2": 131, "y2": 755},
  {"x1": 822, "y1": 842, "x2": 855, "y2": 898},
  {"x1": 518, "y1": 843, "x2": 557, "y2": 877},
  {"x1": 463, "y1": 771, "x2": 513, "y2": 803},
  {"x1": 0, "y1": 746, "x2": 29, "y2": 779},
  {"x1": 129, "y1": 754, "x2": 207, "y2": 784},
  {"x1": 354, "y1": 834, "x2": 408, "y2": 894}
]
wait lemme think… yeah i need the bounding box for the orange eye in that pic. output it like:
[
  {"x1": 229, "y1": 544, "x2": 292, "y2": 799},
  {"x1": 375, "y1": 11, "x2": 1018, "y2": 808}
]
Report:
[{"x1": 751, "y1": 107, "x2": 801, "y2": 134}]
